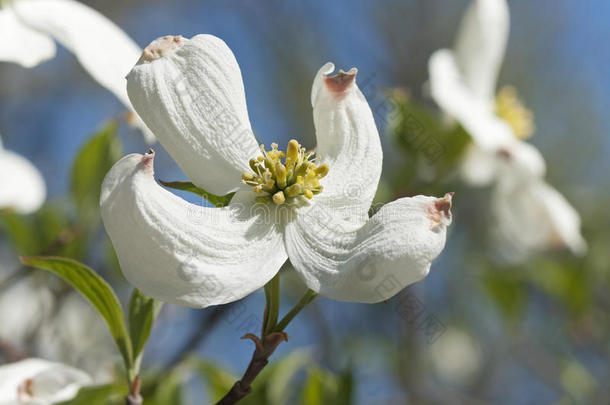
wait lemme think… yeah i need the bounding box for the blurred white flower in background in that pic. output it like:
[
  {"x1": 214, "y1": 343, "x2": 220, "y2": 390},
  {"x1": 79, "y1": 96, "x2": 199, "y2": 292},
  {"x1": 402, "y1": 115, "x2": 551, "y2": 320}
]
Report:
[
  {"x1": 0, "y1": 134, "x2": 46, "y2": 214},
  {"x1": 0, "y1": 0, "x2": 154, "y2": 143},
  {"x1": 0, "y1": 279, "x2": 53, "y2": 349},
  {"x1": 0, "y1": 276, "x2": 115, "y2": 382},
  {"x1": 429, "y1": 327, "x2": 482, "y2": 386},
  {"x1": 0, "y1": 358, "x2": 90, "y2": 404},
  {"x1": 101, "y1": 34, "x2": 453, "y2": 308},
  {"x1": 428, "y1": 0, "x2": 586, "y2": 260},
  {"x1": 35, "y1": 293, "x2": 117, "y2": 383}
]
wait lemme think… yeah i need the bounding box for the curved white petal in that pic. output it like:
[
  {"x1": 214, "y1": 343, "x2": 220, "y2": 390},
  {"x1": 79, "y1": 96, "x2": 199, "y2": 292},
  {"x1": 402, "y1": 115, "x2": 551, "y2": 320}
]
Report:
[
  {"x1": 127, "y1": 34, "x2": 260, "y2": 195},
  {"x1": 493, "y1": 175, "x2": 587, "y2": 259},
  {"x1": 497, "y1": 140, "x2": 546, "y2": 179},
  {"x1": 0, "y1": 358, "x2": 90, "y2": 404},
  {"x1": 0, "y1": 8, "x2": 55, "y2": 68},
  {"x1": 285, "y1": 194, "x2": 452, "y2": 303},
  {"x1": 12, "y1": 0, "x2": 152, "y2": 142},
  {"x1": 310, "y1": 62, "x2": 382, "y2": 220},
  {"x1": 454, "y1": 0, "x2": 509, "y2": 101},
  {"x1": 460, "y1": 144, "x2": 498, "y2": 186},
  {"x1": 429, "y1": 49, "x2": 514, "y2": 151},
  {"x1": 100, "y1": 152, "x2": 286, "y2": 308},
  {"x1": 0, "y1": 145, "x2": 46, "y2": 214},
  {"x1": 461, "y1": 139, "x2": 546, "y2": 187}
]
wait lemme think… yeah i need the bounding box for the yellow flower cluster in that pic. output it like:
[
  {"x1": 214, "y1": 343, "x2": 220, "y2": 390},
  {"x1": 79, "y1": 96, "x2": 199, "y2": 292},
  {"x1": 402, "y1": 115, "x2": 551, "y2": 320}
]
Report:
[
  {"x1": 242, "y1": 139, "x2": 329, "y2": 205},
  {"x1": 496, "y1": 85, "x2": 535, "y2": 140}
]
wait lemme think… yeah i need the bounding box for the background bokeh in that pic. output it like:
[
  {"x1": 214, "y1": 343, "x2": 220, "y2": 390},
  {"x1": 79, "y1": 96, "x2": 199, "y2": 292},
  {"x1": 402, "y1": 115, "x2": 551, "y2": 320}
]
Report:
[{"x1": 1, "y1": 1, "x2": 609, "y2": 404}]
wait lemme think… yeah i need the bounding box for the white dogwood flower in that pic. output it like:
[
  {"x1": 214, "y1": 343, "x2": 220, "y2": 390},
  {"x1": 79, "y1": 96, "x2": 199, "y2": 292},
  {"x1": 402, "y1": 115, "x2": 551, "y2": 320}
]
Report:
[
  {"x1": 0, "y1": 358, "x2": 90, "y2": 405},
  {"x1": 492, "y1": 158, "x2": 587, "y2": 259},
  {"x1": 428, "y1": 0, "x2": 586, "y2": 256},
  {"x1": 0, "y1": 0, "x2": 154, "y2": 142},
  {"x1": 100, "y1": 34, "x2": 453, "y2": 308},
  {"x1": 0, "y1": 134, "x2": 45, "y2": 213}
]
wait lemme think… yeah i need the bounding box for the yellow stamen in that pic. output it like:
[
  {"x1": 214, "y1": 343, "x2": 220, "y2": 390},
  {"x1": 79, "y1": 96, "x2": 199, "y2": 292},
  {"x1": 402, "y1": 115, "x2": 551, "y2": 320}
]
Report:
[
  {"x1": 276, "y1": 162, "x2": 287, "y2": 189},
  {"x1": 496, "y1": 86, "x2": 535, "y2": 140},
  {"x1": 284, "y1": 183, "x2": 303, "y2": 198},
  {"x1": 242, "y1": 139, "x2": 330, "y2": 205},
  {"x1": 315, "y1": 164, "x2": 329, "y2": 177},
  {"x1": 272, "y1": 191, "x2": 286, "y2": 205}
]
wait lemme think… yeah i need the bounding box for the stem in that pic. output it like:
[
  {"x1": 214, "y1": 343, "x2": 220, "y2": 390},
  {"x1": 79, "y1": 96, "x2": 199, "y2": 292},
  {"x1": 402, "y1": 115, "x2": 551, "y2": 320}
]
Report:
[
  {"x1": 263, "y1": 273, "x2": 280, "y2": 335},
  {"x1": 125, "y1": 375, "x2": 142, "y2": 405},
  {"x1": 215, "y1": 351, "x2": 268, "y2": 404},
  {"x1": 215, "y1": 288, "x2": 318, "y2": 405},
  {"x1": 273, "y1": 289, "x2": 318, "y2": 332},
  {"x1": 214, "y1": 332, "x2": 287, "y2": 405}
]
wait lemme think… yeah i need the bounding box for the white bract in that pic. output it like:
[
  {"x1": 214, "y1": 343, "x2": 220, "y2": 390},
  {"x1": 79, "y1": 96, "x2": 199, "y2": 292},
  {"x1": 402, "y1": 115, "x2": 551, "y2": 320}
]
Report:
[
  {"x1": 0, "y1": 134, "x2": 45, "y2": 213},
  {"x1": 100, "y1": 34, "x2": 453, "y2": 308},
  {"x1": 0, "y1": 0, "x2": 154, "y2": 143},
  {"x1": 0, "y1": 358, "x2": 90, "y2": 405},
  {"x1": 0, "y1": 279, "x2": 53, "y2": 346},
  {"x1": 35, "y1": 293, "x2": 117, "y2": 383},
  {"x1": 428, "y1": 0, "x2": 586, "y2": 257}
]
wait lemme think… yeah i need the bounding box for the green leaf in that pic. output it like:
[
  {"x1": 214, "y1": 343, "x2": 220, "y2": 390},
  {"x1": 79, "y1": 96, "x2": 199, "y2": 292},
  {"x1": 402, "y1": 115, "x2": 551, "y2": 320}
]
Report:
[
  {"x1": 335, "y1": 368, "x2": 354, "y2": 405},
  {"x1": 301, "y1": 368, "x2": 325, "y2": 405},
  {"x1": 159, "y1": 180, "x2": 235, "y2": 207},
  {"x1": 56, "y1": 383, "x2": 127, "y2": 405},
  {"x1": 20, "y1": 256, "x2": 133, "y2": 371},
  {"x1": 128, "y1": 288, "x2": 162, "y2": 367},
  {"x1": 300, "y1": 365, "x2": 353, "y2": 405},
  {"x1": 70, "y1": 121, "x2": 122, "y2": 222}
]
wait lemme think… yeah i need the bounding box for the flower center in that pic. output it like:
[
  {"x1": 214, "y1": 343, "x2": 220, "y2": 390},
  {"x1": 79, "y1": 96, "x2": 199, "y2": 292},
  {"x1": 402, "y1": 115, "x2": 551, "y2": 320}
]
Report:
[
  {"x1": 242, "y1": 139, "x2": 329, "y2": 205},
  {"x1": 495, "y1": 86, "x2": 535, "y2": 140}
]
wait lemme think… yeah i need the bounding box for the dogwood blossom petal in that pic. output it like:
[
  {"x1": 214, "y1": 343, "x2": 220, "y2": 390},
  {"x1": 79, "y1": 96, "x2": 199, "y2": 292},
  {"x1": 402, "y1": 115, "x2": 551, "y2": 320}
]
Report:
[
  {"x1": 460, "y1": 144, "x2": 499, "y2": 186},
  {"x1": 11, "y1": 0, "x2": 154, "y2": 143},
  {"x1": 461, "y1": 139, "x2": 546, "y2": 186},
  {"x1": 127, "y1": 34, "x2": 260, "y2": 195},
  {"x1": 310, "y1": 62, "x2": 382, "y2": 219},
  {"x1": 0, "y1": 358, "x2": 90, "y2": 404},
  {"x1": 285, "y1": 194, "x2": 452, "y2": 302},
  {"x1": 498, "y1": 140, "x2": 546, "y2": 178},
  {"x1": 0, "y1": 140, "x2": 46, "y2": 213},
  {"x1": 492, "y1": 175, "x2": 587, "y2": 259},
  {"x1": 429, "y1": 49, "x2": 513, "y2": 150},
  {"x1": 100, "y1": 152, "x2": 286, "y2": 308},
  {"x1": 0, "y1": 8, "x2": 55, "y2": 68},
  {"x1": 453, "y1": 0, "x2": 509, "y2": 102}
]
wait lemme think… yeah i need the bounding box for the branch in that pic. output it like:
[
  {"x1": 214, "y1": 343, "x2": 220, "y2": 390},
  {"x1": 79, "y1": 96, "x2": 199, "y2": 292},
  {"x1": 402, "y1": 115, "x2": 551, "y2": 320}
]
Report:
[
  {"x1": 215, "y1": 289, "x2": 317, "y2": 405},
  {"x1": 215, "y1": 332, "x2": 288, "y2": 405}
]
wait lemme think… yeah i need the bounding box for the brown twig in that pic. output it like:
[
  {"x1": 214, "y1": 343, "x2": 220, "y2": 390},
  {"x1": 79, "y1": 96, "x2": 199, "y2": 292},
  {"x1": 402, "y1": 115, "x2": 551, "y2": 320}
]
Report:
[
  {"x1": 215, "y1": 332, "x2": 288, "y2": 405},
  {"x1": 125, "y1": 375, "x2": 142, "y2": 405}
]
